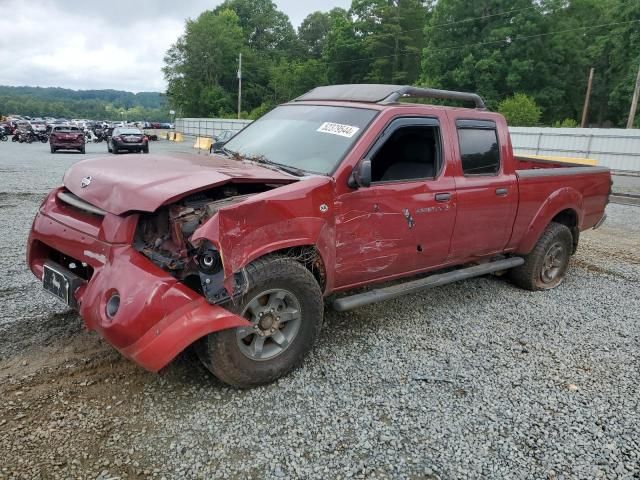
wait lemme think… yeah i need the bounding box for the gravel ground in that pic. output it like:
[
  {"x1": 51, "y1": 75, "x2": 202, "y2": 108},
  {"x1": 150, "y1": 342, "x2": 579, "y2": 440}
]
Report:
[{"x1": 0, "y1": 140, "x2": 638, "y2": 479}]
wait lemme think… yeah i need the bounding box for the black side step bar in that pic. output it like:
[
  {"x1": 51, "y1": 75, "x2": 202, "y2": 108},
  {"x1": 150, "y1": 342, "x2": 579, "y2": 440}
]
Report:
[{"x1": 332, "y1": 257, "x2": 525, "y2": 312}]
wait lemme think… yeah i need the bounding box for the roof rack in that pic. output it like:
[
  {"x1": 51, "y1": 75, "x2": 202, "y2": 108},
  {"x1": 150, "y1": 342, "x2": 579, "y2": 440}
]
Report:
[{"x1": 295, "y1": 84, "x2": 486, "y2": 110}]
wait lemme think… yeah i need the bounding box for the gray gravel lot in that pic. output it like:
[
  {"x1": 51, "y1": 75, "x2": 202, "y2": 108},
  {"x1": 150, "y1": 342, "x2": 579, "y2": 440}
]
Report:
[{"x1": 0, "y1": 140, "x2": 638, "y2": 479}]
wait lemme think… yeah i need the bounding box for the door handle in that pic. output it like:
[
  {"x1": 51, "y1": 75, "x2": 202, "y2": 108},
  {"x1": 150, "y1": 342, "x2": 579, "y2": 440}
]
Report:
[
  {"x1": 435, "y1": 192, "x2": 451, "y2": 202},
  {"x1": 495, "y1": 188, "x2": 508, "y2": 196}
]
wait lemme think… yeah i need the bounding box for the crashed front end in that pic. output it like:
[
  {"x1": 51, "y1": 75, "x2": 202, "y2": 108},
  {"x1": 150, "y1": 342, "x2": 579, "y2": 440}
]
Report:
[
  {"x1": 131, "y1": 182, "x2": 279, "y2": 304},
  {"x1": 26, "y1": 181, "x2": 283, "y2": 372}
]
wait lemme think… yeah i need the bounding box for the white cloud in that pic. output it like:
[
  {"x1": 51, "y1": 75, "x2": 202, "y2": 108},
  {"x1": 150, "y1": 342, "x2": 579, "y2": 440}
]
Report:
[{"x1": 0, "y1": 0, "x2": 350, "y2": 93}]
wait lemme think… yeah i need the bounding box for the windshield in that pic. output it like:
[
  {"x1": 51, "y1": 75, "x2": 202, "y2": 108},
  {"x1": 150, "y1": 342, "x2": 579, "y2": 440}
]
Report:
[{"x1": 223, "y1": 105, "x2": 377, "y2": 174}]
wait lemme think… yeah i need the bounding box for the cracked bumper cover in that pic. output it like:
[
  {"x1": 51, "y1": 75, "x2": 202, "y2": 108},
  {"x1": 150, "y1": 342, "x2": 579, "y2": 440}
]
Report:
[{"x1": 27, "y1": 210, "x2": 251, "y2": 372}]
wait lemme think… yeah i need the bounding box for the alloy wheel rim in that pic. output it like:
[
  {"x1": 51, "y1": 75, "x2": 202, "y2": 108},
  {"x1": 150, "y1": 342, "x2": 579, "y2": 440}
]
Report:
[
  {"x1": 236, "y1": 288, "x2": 302, "y2": 361},
  {"x1": 541, "y1": 242, "x2": 566, "y2": 283}
]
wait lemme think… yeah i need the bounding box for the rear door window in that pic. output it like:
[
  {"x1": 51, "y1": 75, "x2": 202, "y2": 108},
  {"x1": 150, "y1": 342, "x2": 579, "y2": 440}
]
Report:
[{"x1": 456, "y1": 120, "x2": 500, "y2": 175}]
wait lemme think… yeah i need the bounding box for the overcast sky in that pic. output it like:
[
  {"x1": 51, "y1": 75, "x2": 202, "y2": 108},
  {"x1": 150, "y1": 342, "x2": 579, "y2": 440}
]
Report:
[{"x1": 0, "y1": 0, "x2": 350, "y2": 93}]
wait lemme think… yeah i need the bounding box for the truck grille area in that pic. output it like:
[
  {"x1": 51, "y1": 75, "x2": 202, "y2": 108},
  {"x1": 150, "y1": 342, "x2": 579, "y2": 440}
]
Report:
[{"x1": 56, "y1": 190, "x2": 106, "y2": 217}]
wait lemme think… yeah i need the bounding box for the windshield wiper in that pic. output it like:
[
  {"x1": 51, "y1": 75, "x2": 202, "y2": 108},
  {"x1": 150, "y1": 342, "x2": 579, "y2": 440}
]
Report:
[
  {"x1": 218, "y1": 149, "x2": 308, "y2": 177},
  {"x1": 250, "y1": 157, "x2": 308, "y2": 177},
  {"x1": 214, "y1": 145, "x2": 236, "y2": 157}
]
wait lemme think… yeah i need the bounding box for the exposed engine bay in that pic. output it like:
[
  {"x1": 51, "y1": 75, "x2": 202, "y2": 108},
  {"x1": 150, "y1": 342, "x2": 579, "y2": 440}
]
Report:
[{"x1": 133, "y1": 182, "x2": 278, "y2": 304}]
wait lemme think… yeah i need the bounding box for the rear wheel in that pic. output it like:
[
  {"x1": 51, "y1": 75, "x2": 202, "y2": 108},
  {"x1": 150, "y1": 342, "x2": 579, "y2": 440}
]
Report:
[
  {"x1": 196, "y1": 256, "x2": 324, "y2": 388},
  {"x1": 509, "y1": 222, "x2": 573, "y2": 291}
]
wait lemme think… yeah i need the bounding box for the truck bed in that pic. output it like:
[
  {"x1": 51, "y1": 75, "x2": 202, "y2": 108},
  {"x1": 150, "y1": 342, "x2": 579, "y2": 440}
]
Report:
[
  {"x1": 510, "y1": 156, "x2": 611, "y2": 251},
  {"x1": 515, "y1": 154, "x2": 599, "y2": 170}
]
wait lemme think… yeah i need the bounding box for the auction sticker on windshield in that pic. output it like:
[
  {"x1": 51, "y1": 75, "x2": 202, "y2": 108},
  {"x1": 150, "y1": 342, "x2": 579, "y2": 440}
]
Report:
[{"x1": 317, "y1": 122, "x2": 360, "y2": 138}]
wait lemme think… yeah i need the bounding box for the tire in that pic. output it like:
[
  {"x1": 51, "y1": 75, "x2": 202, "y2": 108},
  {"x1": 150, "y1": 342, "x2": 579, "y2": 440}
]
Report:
[
  {"x1": 509, "y1": 222, "x2": 573, "y2": 291},
  {"x1": 112, "y1": 144, "x2": 118, "y2": 154},
  {"x1": 80, "y1": 146, "x2": 85, "y2": 154},
  {"x1": 50, "y1": 145, "x2": 56, "y2": 154},
  {"x1": 196, "y1": 256, "x2": 324, "y2": 388},
  {"x1": 143, "y1": 144, "x2": 149, "y2": 154}
]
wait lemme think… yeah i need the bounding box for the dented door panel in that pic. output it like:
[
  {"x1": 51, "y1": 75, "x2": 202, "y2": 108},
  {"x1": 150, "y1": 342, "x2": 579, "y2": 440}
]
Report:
[{"x1": 334, "y1": 176, "x2": 456, "y2": 288}]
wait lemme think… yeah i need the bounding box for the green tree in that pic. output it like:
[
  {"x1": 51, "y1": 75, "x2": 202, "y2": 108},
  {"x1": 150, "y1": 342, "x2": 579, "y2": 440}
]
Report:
[
  {"x1": 163, "y1": 9, "x2": 244, "y2": 117},
  {"x1": 351, "y1": 0, "x2": 428, "y2": 84},
  {"x1": 422, "y1": 0, "x2": 552, "y2": 109},
  {"x1": 298, "y1": 11, "x2": 333, "y2": 58},
  {"x1": 324, "y1": 8, "x2": 368, "y2": 84},
  {"x1": 269, "y1": 59, "x2": 329, "y2": 104},
  {"x1": 214, "y1": 0, "x2": 297, "y2": 54},
  {"x1": 498, "y1": 93, "x2": 542, "y2": 126},
  {"x1": 552, "y1": 118, "x2": 579, "y2": 128},
  {"x1": 586, "y1": 0, "x2": 640, "y2": 126}
]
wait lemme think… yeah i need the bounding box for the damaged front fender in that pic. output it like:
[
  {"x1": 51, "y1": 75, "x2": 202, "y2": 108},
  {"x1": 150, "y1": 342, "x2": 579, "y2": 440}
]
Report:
[{"x1": 191, "y1": 176, "x2": 337, "y2": 295}]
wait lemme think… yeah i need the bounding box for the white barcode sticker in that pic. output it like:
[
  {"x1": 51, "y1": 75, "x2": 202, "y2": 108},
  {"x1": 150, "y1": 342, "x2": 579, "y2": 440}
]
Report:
[{"x1": 317, "y1": 122, "x2": 360, "y2": 138}]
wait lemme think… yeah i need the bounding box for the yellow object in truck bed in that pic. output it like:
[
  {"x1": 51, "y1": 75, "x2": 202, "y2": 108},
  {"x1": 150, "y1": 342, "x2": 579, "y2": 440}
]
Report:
[{"x1": 516, "y1": 154, "x2": 597, "y2": 166}]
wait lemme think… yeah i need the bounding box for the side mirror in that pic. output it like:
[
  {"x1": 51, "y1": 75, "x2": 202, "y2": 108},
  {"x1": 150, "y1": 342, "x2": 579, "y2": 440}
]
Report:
[{"x1": 349, "y1": 159, "x2": 372, "y2": 188}]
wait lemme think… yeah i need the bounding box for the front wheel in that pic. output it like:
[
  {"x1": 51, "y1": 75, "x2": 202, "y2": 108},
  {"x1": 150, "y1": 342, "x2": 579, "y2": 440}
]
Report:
[
  {"x1": 509, "y1": 222, "x2": 573, "y2": 291},
  {"x1": 196, "y1": 256, "x2": 324, "y2": 388}
]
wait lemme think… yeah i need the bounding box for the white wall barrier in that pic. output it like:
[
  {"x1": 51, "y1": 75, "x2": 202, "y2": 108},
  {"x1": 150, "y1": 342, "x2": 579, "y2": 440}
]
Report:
[{"x1": 509, "y1": 127, "x2": 640, "y2": 172}]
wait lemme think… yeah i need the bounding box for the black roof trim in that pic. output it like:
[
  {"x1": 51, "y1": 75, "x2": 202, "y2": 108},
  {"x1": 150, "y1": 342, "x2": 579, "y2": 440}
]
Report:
[{"x1": 295, "y1": 84, "x2": 486, "y2": 109}]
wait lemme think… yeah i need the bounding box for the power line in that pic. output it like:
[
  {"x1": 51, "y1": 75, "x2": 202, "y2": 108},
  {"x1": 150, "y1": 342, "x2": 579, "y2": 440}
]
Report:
[
  {"x1": 323, "y1": 18, "x2": 640, "y2": 66},
  {"x1": 337, "y1": 0, "x2": 638, "y2": 50},
  {"x1": 342, "y1": 5, "x2": 538, "y2": 47}
]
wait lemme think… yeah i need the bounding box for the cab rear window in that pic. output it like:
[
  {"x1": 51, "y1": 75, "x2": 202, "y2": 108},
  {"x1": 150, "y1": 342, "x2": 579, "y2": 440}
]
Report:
[{"x1": 456, "y1": 120, "x2": 500, "y2": 175}]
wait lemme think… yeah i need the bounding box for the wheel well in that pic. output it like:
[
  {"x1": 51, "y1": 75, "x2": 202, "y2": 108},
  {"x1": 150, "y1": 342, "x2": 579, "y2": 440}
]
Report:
[
  {"x1": 268, "y1": 246, "x2": 327, "y2": 291},
  {"x1": 551, "y1": 209, "x2": 579, "y2": 253}
]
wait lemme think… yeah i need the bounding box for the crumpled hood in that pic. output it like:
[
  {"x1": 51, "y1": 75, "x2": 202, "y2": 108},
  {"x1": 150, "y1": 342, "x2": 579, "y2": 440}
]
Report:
[{"x1": 63, "y1": 153, "x2": 296, "y2": 215}]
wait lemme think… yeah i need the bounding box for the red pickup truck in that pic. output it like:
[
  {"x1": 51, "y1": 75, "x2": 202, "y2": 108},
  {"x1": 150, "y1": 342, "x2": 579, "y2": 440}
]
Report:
[{"x1": 27, "y1": 85, "x2": 611, "y2": 388}]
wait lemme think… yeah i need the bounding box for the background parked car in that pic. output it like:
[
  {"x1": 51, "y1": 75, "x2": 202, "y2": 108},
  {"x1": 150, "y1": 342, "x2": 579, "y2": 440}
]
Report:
[
  {"x1": 107, "y1": 127, "x2": 149, "y2": 154},
  {"x1": 49, "y1": 125, "x2": 85, "y2": 153}
]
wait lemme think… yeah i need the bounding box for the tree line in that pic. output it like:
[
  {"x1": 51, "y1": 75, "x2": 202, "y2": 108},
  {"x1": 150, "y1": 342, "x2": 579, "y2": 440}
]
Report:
[
  {"x1": 163, "y1": 0, "x2": 639, "y2": 127},
  {"x1": 0, "y1": 86, "x2": 169, "y2": 121}
]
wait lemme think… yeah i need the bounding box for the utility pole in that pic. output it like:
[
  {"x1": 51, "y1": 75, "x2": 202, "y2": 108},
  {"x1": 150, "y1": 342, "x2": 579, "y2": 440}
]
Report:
[
  {"x1": 626, "y1": 60, "x2": 640, "y2": 129},
  {"x1": 581, "y1": 67, "x2": 595, "y2": 128},
  {"x1": 237, "y1": 53, "x2": 242, "y2": 119}
]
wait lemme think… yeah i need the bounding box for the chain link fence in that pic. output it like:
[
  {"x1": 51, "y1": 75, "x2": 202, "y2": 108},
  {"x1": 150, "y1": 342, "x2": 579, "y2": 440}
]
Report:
[{"x1": 175, "y1": 118, "x2": 252, "y2": 140}]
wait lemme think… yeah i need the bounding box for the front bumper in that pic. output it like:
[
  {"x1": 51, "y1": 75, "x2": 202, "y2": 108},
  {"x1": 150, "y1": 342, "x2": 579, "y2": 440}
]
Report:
[
  {"x1": 27, "y1": 203, "x2": 250, "y2": 372},
  {"x1": 52, "y1": 141, "x2": 84, "y2": 149}
]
